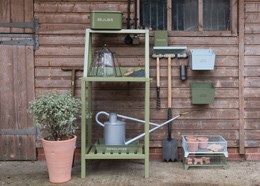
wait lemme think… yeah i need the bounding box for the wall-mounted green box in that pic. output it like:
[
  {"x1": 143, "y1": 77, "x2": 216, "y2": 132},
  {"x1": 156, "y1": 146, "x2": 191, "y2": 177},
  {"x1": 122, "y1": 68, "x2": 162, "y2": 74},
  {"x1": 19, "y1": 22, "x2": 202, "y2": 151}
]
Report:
[
  {"x1": 191, "y1": 82, "x2": 215, "y2": 104},
  {"x1": 90, "y1": 11, "x2": 122, "y2": 30},
  {"x1": 154, "y1": 31, "x2": 168, "y2": 46}
]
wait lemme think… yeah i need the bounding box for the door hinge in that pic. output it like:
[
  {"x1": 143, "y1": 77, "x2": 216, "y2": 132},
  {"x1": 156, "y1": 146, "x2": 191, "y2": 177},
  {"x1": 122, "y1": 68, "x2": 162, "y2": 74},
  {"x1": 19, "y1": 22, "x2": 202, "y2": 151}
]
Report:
[
  {"x1": 0, "y1": 17, "x2": 39, "y2": 50},
  {"x1": 0, "y1": 128, "x2": 36, "y2": 135}
]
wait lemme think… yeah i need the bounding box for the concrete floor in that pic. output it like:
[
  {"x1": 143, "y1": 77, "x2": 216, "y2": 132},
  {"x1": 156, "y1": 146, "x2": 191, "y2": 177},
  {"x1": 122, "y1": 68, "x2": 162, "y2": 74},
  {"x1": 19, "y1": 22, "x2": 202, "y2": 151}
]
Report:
[{"x1": 0, "y1": 160, "x2": 260, "y2": 186}]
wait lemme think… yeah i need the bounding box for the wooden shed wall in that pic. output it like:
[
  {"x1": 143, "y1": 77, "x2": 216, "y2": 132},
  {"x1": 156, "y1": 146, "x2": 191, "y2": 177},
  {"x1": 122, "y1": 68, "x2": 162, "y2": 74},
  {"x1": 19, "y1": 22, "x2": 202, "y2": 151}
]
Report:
[
  {"x1": 33, "y1": 0, "x2": 258, "y2": 156},
  {"x1": 244, "y1": 0, "x2": 260, "y2": 148}
]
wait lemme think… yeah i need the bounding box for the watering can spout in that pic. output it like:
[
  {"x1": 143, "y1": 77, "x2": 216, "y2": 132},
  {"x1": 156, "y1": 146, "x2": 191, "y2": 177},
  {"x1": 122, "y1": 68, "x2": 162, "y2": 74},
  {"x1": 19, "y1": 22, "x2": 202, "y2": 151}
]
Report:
[{"x1": 95, "y1": 111, "x2": 182, "y2": 146}]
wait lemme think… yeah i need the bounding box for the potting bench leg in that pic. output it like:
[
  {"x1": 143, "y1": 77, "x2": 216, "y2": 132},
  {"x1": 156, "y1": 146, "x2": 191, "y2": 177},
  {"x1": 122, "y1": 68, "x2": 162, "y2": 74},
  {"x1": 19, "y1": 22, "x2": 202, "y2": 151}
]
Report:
[
  {"x1": 144, "y1": 78, "x2": 150, "y2": 178},
  {"x1": 81, "y1": 80, "x2": 86, "y2": 178}
]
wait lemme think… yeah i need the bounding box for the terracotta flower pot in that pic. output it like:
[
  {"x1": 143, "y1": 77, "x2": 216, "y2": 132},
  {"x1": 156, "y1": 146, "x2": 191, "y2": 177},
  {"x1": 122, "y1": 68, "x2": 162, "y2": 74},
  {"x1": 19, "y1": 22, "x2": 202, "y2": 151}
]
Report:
[
  {"x1": 42, "y1": 135, "x2": 77, "y2": 183},
  {"x1": 198, "y1": 137, "x2": 209, "y2": 149},
  {"x1": 185, "y1": 136, "x2": 198, "y2": 152}
]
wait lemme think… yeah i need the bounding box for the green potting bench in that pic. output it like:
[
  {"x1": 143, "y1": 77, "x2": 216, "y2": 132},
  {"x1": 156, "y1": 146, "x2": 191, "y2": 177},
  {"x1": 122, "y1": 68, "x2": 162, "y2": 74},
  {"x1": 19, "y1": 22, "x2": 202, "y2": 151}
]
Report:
[{"x1": 81, "y1": 29, "x2": 150, "y2": 178}]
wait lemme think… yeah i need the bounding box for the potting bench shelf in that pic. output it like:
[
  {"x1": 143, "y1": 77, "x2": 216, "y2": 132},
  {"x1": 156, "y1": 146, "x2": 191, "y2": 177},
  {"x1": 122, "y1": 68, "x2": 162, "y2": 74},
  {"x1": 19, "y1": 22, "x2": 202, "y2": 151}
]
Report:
[
  {"x1": 81, "y1": 77, "x2": 149, "y2": 82},
  {"x1": 81, "y1": 29, "x2": 150, "y2": 178},
  {"x1": 183, "y1": 154, "x2": 227, "y2": 170},
  {"x1": 84, "y1": 145, "x2": 144, "y2": 159}
]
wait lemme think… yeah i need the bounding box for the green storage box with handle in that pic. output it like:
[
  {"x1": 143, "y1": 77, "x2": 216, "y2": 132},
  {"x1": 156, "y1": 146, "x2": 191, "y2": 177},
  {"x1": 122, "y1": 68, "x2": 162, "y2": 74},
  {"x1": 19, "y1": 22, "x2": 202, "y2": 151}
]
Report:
[
  {"x1": 90, "y1": 11, "x2": 122, "y2": 30},
  {"x1": 191, "y1": 82, "x2": 215, "y2": 104}
]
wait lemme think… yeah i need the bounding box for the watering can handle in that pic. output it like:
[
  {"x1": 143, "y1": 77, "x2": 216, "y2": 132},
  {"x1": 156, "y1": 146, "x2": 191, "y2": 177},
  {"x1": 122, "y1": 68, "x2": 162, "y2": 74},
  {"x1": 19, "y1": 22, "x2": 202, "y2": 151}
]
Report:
[{"x1": 95, "y1": 111, "x2": 110, "y2": 127}]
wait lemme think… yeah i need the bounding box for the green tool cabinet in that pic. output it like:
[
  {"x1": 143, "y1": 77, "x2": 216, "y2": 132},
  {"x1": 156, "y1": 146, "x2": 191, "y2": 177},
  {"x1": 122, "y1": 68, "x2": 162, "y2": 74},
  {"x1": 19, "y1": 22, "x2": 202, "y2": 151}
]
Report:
[{"x1": 81, "y1": 29, "x2": 150, "y2": 178}]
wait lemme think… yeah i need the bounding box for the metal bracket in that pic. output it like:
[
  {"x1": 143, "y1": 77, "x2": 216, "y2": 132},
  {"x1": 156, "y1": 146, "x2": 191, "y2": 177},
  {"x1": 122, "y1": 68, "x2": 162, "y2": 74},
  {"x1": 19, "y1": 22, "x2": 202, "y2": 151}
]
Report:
[
  {"x1": 0, "y1": 16, "x2": 38, "y2": 34},
  {"x1": 0, "y1": 35, "x2": 39, "y2": 50},
  {"x1": 0, "y1": 17, "x2": 39, "y2": 50},
  {"x1": 0, "y1": 128, "x2": 36, "y2": 135}
]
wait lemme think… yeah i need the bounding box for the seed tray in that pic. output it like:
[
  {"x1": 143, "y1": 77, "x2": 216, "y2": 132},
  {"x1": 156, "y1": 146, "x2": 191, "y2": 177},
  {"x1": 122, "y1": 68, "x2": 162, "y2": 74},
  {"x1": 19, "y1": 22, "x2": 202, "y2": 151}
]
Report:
[
  {"x1": 94, "y1": 139, "x2": 143, "y2": 154},
  {"x1": 182, "y1": 135, "x2": 228, "y2": 157}
]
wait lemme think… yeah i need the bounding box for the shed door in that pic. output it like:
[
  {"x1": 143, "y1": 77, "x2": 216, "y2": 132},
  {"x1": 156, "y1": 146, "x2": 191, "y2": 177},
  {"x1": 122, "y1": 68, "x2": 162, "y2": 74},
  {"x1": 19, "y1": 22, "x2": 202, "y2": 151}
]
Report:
[{"x1": 0, "y1": 0, "x2": 36, "y2": 160}]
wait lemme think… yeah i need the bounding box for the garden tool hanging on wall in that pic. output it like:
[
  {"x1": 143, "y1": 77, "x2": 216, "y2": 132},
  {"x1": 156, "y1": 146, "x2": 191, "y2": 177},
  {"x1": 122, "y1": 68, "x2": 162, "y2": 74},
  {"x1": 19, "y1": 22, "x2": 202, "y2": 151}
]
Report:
[
  {"x1": 152, "y1": 52, "x2": 163, "y2": 110},
  {"x1": 152, "y1": 46, "x2": 187, "y2": 161},
  {"x1": 177, "y1": 51, "x2": 188, "y2": 81},
  {"x1": 61, "y1": 67, "x2": 83, "y2": 96},
  {"x1": 163, "y1": 53, "x2": 178, "y2": 162},
  {"x1": 89, "y1": 44, "x2": 122, "y2": 77},
  {"x1": 152, "y1": 31, "x2": 168, "y2": 110}
]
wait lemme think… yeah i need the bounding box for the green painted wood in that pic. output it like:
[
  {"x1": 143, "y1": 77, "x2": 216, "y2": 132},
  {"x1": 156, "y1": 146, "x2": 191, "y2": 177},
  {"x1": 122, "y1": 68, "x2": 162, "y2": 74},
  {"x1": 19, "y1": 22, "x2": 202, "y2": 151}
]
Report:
[
  {"x1": 87, "y1": 81, "x2": 92, "y2": 146},
  {"x1": 81, "y1": 77, "x2": 150, "y2": 82},
  {"x1": 85, "y1": 154, "x2": 146, "y2": 159},
  {"x1": 81, "y1": 29, "x2": 150, "y2": 178},
  {"x1": 88, "y1": 29, "x2": 147, "y2": 34},
  {"x1": 144, "y1": 29, "x2": 150, "y2": 178},
  {"x1": 81, "y1": 79, "x2": 86, "y2": 178},
  {"x1": 85, "y1": 146, "x2": 145, "y2": 159}
]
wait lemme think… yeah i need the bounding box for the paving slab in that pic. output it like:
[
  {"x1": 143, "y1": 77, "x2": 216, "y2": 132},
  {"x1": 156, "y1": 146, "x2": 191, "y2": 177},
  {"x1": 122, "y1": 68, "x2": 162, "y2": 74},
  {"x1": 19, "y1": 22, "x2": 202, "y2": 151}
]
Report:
[{"x1": 0, "y1": 160, "x2": 260, "y2": 186}]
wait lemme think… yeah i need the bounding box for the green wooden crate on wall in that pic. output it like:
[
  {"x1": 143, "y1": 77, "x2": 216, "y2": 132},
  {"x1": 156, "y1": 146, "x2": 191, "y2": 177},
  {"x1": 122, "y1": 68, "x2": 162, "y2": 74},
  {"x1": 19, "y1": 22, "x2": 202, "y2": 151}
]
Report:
[
  {"x1": 90, "y1": 11, "x2": 122, "y2": 30},
  {"x1": 154, "y1": 31, "x2": 168, "y2": 46},
  {"x1": 191, "y1": 82, "x2": 215, "y2": 104}
]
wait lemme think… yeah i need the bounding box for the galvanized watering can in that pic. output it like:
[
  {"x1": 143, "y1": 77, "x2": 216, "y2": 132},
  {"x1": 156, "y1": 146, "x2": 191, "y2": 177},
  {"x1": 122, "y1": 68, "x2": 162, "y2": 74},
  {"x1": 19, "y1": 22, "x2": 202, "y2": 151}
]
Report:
[{"x1": 95, "y1": 111, "x2": 186, "y2": 146}]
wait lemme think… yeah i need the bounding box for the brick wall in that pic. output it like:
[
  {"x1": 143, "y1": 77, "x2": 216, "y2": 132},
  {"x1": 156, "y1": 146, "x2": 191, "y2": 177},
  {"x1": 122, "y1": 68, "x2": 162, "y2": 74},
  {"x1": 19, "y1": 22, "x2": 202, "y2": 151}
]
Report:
[{"x1": 37, "y1": 147, "x2": 260, "y2": 161}]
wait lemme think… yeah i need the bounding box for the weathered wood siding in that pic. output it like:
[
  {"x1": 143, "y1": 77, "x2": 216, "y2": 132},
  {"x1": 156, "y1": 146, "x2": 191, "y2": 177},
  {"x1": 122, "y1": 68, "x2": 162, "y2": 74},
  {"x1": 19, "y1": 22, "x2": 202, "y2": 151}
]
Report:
[
  {"x1": 0, "y1": 0, "x2": 35, "y2": 160},
  {"x1": 33, "y1": 0, "x2": 257, "y2": 150},
  {"x1": 244, "y1": 0, "x2": 260, "y2": 147},
  {"x1": 0, "y1": 0, "x2": 33, "y2": 33}
]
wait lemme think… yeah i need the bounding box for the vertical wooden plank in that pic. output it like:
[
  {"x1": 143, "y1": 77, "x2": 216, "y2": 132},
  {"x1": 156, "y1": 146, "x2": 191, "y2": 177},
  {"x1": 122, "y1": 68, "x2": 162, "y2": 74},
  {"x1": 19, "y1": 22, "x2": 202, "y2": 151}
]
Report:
[
  {"x1": 13, "y1": 45, "x2": 25, "y2": 130},
  {"x1": 0, "y1": 0, "x2": 10, "y2": 33},
  {"x1": 24, "y1": 0, "x2": 34, "y2": 33},
  {"x1": 10, "y1": 0, "x2": 25, "y2": 33},
  {"x1": 25, "y1": 46, "x2": 35, "y2": 128},
  {"x1": 7, "y1": 136, "x2": 16, "y2": 160},
  {"x1": 12, "y1": 44, "x2": 36, "y2": 160},
  {"x1": 0, "y1": 43, "x2": 36, "y2": 160},
  {"x1": 25, "y1": 45, "x2": 36, "y2": 160},
  {"x1": 231, "y1": 0, "x2": 238, "y2": 34},
  {"x1": 167, "y1": 0, "x2": 172, "y2": 31},
  {"x1": 198, "y1": 0, "x2": 203, "y2": 31},
  {"x1": 0, "y1": 45, "x2": 16, "y2": 160},
  {"x1": 0, "y1": 45, "x2": 14, "y2": 131},
  {"x1": 239, "y1": 0, "x2": 245, "y2": 154}
]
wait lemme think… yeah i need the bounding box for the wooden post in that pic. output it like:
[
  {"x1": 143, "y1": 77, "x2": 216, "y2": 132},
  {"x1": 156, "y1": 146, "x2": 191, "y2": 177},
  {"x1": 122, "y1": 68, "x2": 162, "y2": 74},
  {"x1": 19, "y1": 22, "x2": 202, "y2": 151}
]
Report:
[
  {"x1": 238, "y1": 0, "x2": 245, "y2": 154},
  {"x1": 167, "y1": 0, "x2": 172, "y2": 31},
  {"x1": 231, "y1": 0, "x2": 238, "y2": 35}
]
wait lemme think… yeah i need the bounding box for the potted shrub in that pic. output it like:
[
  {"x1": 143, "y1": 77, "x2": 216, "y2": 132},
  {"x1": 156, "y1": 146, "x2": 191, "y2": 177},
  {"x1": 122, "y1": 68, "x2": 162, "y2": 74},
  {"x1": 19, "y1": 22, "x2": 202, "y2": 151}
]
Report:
[{"x1": 28, "y1": 92, "x2": 81, "y2": 183}]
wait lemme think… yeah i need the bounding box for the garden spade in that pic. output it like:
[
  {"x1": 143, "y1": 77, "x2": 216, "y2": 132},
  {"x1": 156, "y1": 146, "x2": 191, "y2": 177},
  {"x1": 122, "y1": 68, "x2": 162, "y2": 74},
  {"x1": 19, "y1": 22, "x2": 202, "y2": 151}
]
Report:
[{"x1": 163, "y1": 54, "x2": 178, "y2": 162}]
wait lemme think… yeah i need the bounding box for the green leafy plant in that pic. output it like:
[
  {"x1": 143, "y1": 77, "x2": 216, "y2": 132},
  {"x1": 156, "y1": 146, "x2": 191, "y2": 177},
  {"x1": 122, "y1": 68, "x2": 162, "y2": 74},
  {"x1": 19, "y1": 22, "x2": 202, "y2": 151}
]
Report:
[{"x1": 28, "y1": 92, "x2": 81, "y2": 141}]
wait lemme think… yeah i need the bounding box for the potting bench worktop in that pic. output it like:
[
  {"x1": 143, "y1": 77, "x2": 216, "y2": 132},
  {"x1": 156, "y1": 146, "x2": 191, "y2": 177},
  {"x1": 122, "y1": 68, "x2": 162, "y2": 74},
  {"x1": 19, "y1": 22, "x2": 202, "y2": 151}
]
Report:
[{"x1": 81, "y1": 29, "x2": 150, "y2": 178}]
